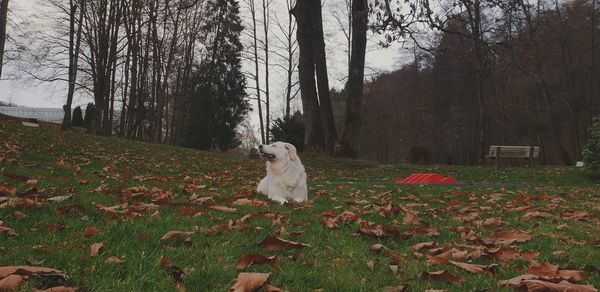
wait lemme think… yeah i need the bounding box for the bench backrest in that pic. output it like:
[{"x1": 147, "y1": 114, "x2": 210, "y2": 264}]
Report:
[{"x1": 488, "y1": 146, "x2": 540, "y2": 158}]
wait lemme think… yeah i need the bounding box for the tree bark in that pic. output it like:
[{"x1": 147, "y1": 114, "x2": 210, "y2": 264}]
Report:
[
  {"x1": 292, "y1": 0, "x2": 324, "y2": 151},
  {"x1": 311, "y1": 0, "x2": 337, "y2": 153},
  {"x1": 340, "y1": 0, "x2": 368, "y2": 157},
  {"x1": 0, "y1": 0, "x2": 9, "y2": 79},
  {"x1": 262, "y1": 0, "x2": 271, "y2": 144},
  {"x1": 62, "y1": 0, "x2": 84, "y2": 129}
]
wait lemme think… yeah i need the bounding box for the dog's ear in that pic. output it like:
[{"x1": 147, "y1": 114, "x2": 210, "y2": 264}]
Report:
[{"x1": 285, "y1": 143, "x2": 298, "y2": 161}]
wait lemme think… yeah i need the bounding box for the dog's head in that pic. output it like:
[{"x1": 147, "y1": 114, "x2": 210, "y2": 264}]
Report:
[{"x1": 258, "y1": 142, "x2": 298, "y2": 163}]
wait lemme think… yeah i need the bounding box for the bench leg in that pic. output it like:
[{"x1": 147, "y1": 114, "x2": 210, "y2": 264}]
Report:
[{"x1": 496, "y1": 147, "x2": 500, "y2": 168}]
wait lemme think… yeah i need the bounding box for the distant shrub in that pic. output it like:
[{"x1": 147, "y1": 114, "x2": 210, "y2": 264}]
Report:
[
  {"x1": 583, "y1": 117, "x2": 600, "y2": 178},
  {"x1": 83, "y1": 103, "x2": 95, "y2": 129},
  {"x1": 270, "y1": 111, "x2": 305, "y2": 153},
  {"x1": 72, "y1": 106, "x2": 84, "y2": 127}
]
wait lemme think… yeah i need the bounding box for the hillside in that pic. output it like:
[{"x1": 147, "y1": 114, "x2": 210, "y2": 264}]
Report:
[{"x1": 0, "y1": 118, "x2": 599, "y2": 291}]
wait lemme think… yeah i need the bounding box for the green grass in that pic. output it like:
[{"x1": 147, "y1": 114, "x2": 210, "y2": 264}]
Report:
[{"x1": 1, "y1": 119, "x2": 599, "y2": 291}]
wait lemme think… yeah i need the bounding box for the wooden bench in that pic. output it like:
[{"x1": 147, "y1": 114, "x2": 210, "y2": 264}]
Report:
[{"x1": 487, "y1": 145, "x2": 540, "y2": 167}]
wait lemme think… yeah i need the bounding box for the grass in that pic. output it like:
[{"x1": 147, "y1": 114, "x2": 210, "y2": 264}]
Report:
[{"x1": 0, "y1": 118, "x2": 599, "y2": 291}]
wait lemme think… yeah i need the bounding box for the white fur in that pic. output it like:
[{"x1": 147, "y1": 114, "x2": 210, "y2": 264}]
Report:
[{"x1": 257, "y1": 142, "x2": 307, "y2": 204}]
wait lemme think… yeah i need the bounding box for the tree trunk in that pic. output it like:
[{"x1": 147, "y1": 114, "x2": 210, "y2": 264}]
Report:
[
  {"x1": 0, "y1": 0, "x2": 8, "y2": 79},
  {"x1": 263, "y1": 0, "x2": 271, "y2": 144},
  {"x1": 292, "y1": 0, "x2": 324, "y2": 151},
  {"x1": 340, "y1": 0, "x2": 368, "y2": 157},
  {"x1": 311, "y1": 0, "x2": 337, "y2": 153}
]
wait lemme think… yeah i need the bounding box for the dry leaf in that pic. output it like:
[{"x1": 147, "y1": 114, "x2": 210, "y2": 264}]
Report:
[
  {"x1": 258, "y1": 236, "x2": 310, "y2": 252},
  {"x1": 236, "y1": 254, "x2": 280, "y2": 269},
  {"x1": 420, "y1": 270, "x2": 463, "y2": 284},
  {"x1": 230, "y1": 272, "x2": 271, "y2": 292},
  {"x1": 105, "y1": 256, "x2": 126, "y2": 265},
  {"x1": 34, "y1": 286, "x2": 79, "y2": 292},
  {"x1": 84, "y1": 227, "x2": 99, "y2": 237},
  {"x1": 90, "y1": 243, "x2": 104, "y2": 257},
  {"x1": 208, "y1": 205, "x2": 237, "y2": 213},
  {"x1": 482, "y1": 230, "x2": 532, "y2": 245},
  {"x1": 0, "y1": 226, "x2": 17, "y2": 236}
]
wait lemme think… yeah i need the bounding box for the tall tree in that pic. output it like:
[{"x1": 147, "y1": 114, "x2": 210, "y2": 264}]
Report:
[
  {"x1": 312, "y1": 0, "x2": 337, "y2": 153},
  {"x1": 262, "y1": 0, "x2": 272, "y2": 144},
  {"x1": 340, "y1": 0, "x2": 368, "y2": 157},
  {"x1": 291, "y1": 0, "x2": 324, "y2": 150},
  {"x1": 62, "y1": 0, "x2": 85, "y2": 129},
  {"x1": 0, "y1": 0, "x2": 9, "y2": 79},
  {"x1": 185, "y1": 0, "x2": 249, "y2": 150}
]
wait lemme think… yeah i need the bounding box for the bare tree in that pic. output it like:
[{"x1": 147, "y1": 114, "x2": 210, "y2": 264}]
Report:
[
  {"x1": 272, "y1": 0, "x2": 299, "y2": 119},
  {"x1": 340, "y1": 0, "x2": 368, "y2": 157},
  {"x1": 262, "y1": 0, "x2": 272, "y2": 144},
  {"x1": 62, "y1": 0, "x2": 85, "y2": 129}
]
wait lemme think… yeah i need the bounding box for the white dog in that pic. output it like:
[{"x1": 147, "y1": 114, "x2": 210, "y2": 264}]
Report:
[{"x1": 257, "y1": 142, "x2": 307, "y2": 204}]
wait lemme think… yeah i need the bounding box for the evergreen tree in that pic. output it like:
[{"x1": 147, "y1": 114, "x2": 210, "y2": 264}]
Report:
[
  {"x1": 184, "y1": 0, "x2": 248, "y2": 150},
  {"x1": 271, "y1": 111, "x2": 305, "y2": 153},
  {"x1": 83, "y1": 103, "x2": 95, "y2": 129},
  {"x1": 72, "y1": 106, "x2": 84, "y2": 127}
]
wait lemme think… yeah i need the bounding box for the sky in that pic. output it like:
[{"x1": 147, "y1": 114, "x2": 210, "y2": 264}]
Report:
[{"x1": 0, "y1": 0, "x2": 411, "y2": 128}]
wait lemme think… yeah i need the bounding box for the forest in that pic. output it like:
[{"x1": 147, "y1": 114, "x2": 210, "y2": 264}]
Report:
[{"x1": 0, "y1": 0, "x2": 599, "y2": 165}]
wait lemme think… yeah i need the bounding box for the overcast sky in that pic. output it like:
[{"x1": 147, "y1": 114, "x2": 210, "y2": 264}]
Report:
[{"x1": 0, "y1": 0, "x2": 410, "y2": 126}]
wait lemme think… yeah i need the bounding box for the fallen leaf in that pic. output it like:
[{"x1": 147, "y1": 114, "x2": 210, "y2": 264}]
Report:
[
  {"x1": 0, "y1": 274, "x2": 24, "y2": 290},
  {"x1": 90, "y1": 243, "x2": 104, "y2": 257},
  {"x1": 46, "y1": 195, "x2": 72, "y2": 202},
  {"x1": 482, "y1": 230, "x2": 532, "y2": 245},
  {"x1": 230, "y1": 272, "x2": 271, "y2": 292},
  {"x1": 34, "y1": 286, "x2": 79, "y2": 292},
  {"x1": 151, "y1": 210, "x2": 160, "y2": 221},
  {"x1": 0, "y1": 226, "x2": 17, "y2": 236},
  {"x1": 420, "y1": 270, "x2": 463, "y2": 284},
  {"x1": 105, "y1": 256, "x2": 126, "y2": 265},
  {"x1": 84, "y1": 227, "x2": 100, "y2": 237},
  {"x1": 232, "y1": 198, "x2": 268, "y2": 207},
  {"x1": 517, "y1": 280, "x2": 597, "y2": 292},
  {"x1": 384, "y1": 286, "x2": 407, "y2": 292},
  {"x1": 160, "y1": 231, "x2": 193, "y2": 246},
  {"x1": 0, "y1": 186, "x2": 16, "y2": 196},
  {"x1": 258, "y1": 236, "x2": 310, "y2": 252},
  {"x1": 527, "y1": 262, "x2": 559, "y2": 278},
  {"x1": 208, "y1": 205, "x2": 237, "y2": 213},
  {"x1": 46, "y1": 223, "x2": 66, "y2": 233},
  {"x1": 176, "y1": 209, "x2": 207, "y2": 216},
  {"x1": 236, "y1": 254, "x2": 280, "y2": 269},
  {"x1": 160, "y1": 257, "x2": 173, "y2": 267}
]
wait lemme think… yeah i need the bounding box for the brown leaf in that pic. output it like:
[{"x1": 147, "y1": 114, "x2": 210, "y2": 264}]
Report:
[
  {"x1": 160, "y1": 257, "x2": 173, "y2": 267},
  {"x1": 402, "y1": 209, "x2": 420, "y2": 225},
  {"x1": 0, "y1": 226, "x2": 17, "y2": 236},
  {"x1": 517, "y1": 280, "x2": 597, "y2": 292},
  {"x1": 14, "y1": 211, "x2": 26, "y2": 219},
  {"x1": 0, "y1": 185, "x2": 17, "y2": 196},
  {"x1": 176, "y1": 209, "x2": 207, "y2": 216},
  {"x1": 0, "y1": 274, "x2": 25, "y2": 290},
  {"x1": 413, "y1": 242, "x2": 436, "y2": 251},
  {"x1": 258, "y1": 236, "x2": 310, "y2": 252},
  {"x1": 84, "y1": 227, "x2": 100, "y2": 237},
  {"x1": 482, "y1": 230, "x2": 532, "y2": 245},
  {"x1": 236, "y1": 254, "x2": 280, "y2": 269},
  {"x1": 527, "y1": 262, "x2": 559, "y2": 278},
  {"x1": 90, "y1": 243, "x2": 104, "y2": 257},
  {"x1": 46, "y1": 223, "x2": 66, "y2": 233},
  {"x1": 208, "y1": 205, "x2": 237, "y2": 213},
  {"x1": 105, "y1": 256, "x2": 126, "y2": 265},
  {"x1": 229, "y1": 272, "x2": 271, "y2": 292},
  {"x1": 80, "y1": 179, "x2": 90, "y2": 185},
  {"x1": 384, "y1": 286, "x2": 408, "y2": 292},
  {"x1": 160, "y1": 231, "x2": 193, "y2": 246},
  {"x1": 420, "y1": 270, "x2": 463, "y2": 284},
  {"x1": 151, "y1": 210, "x2": 160, "y2": 221},
  {"x1": 232, "y1": 198, "x2": 268, "y2": 207},
  {"x1": 481, "y1": 218, "x2": 505, "y2": 227},
  {"x1": 34, "y1": 286, "x2": 79, "y2": 292}
]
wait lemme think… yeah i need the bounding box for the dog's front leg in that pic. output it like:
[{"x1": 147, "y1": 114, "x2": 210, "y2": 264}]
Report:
[
  {"x1": 257, "y1": 176, "x2": 269, "y2": 195},
  {"x1": 269, "y1": 196, "x2": 288, "y2": 205}
]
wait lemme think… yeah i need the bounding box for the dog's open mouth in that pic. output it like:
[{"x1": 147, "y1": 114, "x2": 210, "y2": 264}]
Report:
[{"x1": 262, "y1": 153, "x2": 276, "y2": 160}]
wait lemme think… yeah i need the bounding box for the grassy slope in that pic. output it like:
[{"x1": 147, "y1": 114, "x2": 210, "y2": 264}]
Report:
[{"x1": 0, "y1": 119, "x2": 599, "y2": 291}]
